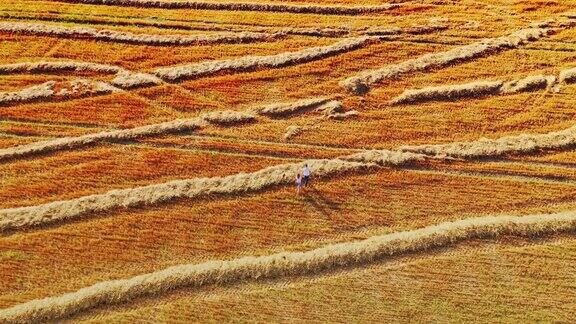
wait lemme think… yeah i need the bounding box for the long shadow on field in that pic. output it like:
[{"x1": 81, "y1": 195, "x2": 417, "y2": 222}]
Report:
[
  {"x1": 301, "y1": 186, "x2": 341, "y2": 217},
  {"x1": 0, "y1": 166, "x2": 378, "y2": 237}
]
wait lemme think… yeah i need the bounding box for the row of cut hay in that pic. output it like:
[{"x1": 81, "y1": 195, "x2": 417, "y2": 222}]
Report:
[
  {"x1": 391, "y1": 66, "x2": 576, "y2": 104},
  {"x1": 0, "y1": 79, "x2": 119, "y2": 106},
  {"x1": 0, "y1": 11, "x2": 346, "y2": 38},
  {"x1": 153, "y1": 36, "x2": 377, "y2": 82},
  {"x1": 400, "y1": 124, "x2": 576, "y2": 158},
  {"x1": 0, "y1": 21, "x2": 286, "y2": 46},
  {"x1": 314, "y1": 100, "x2": 343, "y2": 115},
  {"x1": 559, "y1": 67, "x2": 576, "y2": 83},
  {"x1": 286, "y1": 23, "x2": 448, "y2": 38},
  {"x1": 3, "y1": 210, "x2": 576, "y2": 323},
  {"x1": 54, "y1": 0, "x2": 400, "y2": 15},
  {"x1": 0, "y1": 61, "x2": 162, "y2": 88},
  {"x1": 0, "y1": 61, "x2": 122, "y2": 75},
  {"x1": 390, "y1": 80, "x2": 504, "y2": 104},
  {"x1": 340, "y1": 27, "x2": 553, "y2": 94},
  {"x1": 360, "y1": 24, "x2": 448, "y2": 36},
  {"x1": 0, "y1": 96, "x2": 335, "y2": 161},
  {"x1": 0, "y1": 117, "x2": 206, "y2": 162},
  {"x1": 0, "y1": 12, "x2": 340, "y2": 37},
  {"x1": 310, "y1": 100, "x2": 359, "y2": 119},
  {"x1": 0, "y1": 81, "x2": 56, "y2": 105},
  {"x1": 0, "y1": 12, "x2": 450, "y2": 39},
  {"x1": 0, "y1": 37, "x2": 375, "y2": 89},
  {"x1": 6, "y1": 122, "x2": 576, "y2": 233},
  {"x1": 0, "y1": 150, "x2": 424, "y2": 233},
  {"x1": 0, "y1": 109, "x2": 260, "y2": 162},
  {"x1": 200, "y1": 110, "x2": 256, "y2": 125},
  {"x1": 501, "y1": 74, "x2": 557, "y2": 94},
  {"x1": 54, "y1": 78, "x2": 120, "y2": 97},
  {"x1": 255, "y1": 97, "x2": 332, "y2": 117},
  {"x1": 283, "y1": 125, "x2": 306, "y2": 140},
  {"x1": 326, "y1": 110, "x2": 359, "y2": 120}
]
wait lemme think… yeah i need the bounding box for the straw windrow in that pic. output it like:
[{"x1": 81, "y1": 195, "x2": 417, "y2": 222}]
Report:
[{"x1": 2, "y1": 211, "x2": 576, "y2": 323}]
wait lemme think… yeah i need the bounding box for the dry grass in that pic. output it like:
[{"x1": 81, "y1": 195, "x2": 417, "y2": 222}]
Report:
[
  {"x1": 0, "y1": 60, "x2": 162, "y2": 88},
  {"x1": 3, "y1": 167, "x2": 575, "y2": 312},
  {"x1": 400, "y1": 124, "x2": 576, "y2": 158},
  {"x1": 502, "y1": 74, "x2": 556, "y2": 94},
  {"x1": 3, "y1": 210, "x2": 576, "y2": 322},
  {"x1": 2, "y1": 1, "x2": 576, "y2": 322},
  {"x1": 390, "y1": 80, "x2": 503, "y2": 105},
  {"x1": 390, "y1": 65, "x2": 576, "y2": 105},
  {"x1": 0, "y1": 81, "x2": 56, "y2": 105},
  {"x1": 154, "y1": 36, "x2": 376, "y2": 82},
  {"x1": 256, "y1": 97, "x2": 332, "y2": 117},
  {"x1": 559, "y1": 66, "x2": 576, "y2": 84},
  {"x1": 0, "y1": 21, "x2": 286, "y2": 46},
  {"x1": 86, "y1": 235, "x2": 576, "y2": 322},
  {"x1": 0, "y1": 78, "x2": 119, "y2": 106},
  {"x1": 53, "y1": 0, "x2": 400, "y2": 15},
  {"x1": 0, "y1": 96, "x2": 332, "y2": 160},
  {"x1": 326, "y1": 110, "x2": 359, "y2": 120},
  {"x1": 340, "y1": 27, "x2": 554, "y2": 94},
  {"x1": 6, "y1": 119, "x2": 575, "y2": 233},
  {"x1": 0, "y1": 117, "x2": 207, "y2": 162},
  {"x1": 0, "y1": 149, "x2": 424, "y2": 232}
]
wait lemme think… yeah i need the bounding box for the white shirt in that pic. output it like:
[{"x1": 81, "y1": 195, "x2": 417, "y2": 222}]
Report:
[{"x1": 303, "y1": 166, "x2": 310, "y2": 177}]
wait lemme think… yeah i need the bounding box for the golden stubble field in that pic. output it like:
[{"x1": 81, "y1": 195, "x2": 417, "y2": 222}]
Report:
[{"x1": 0, "y1": 0, "x2": 576, "y2": 322}]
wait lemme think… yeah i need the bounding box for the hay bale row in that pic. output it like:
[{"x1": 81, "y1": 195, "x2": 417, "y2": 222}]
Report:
[
  {"x1": 0, "y1": 147, "x2": 426, "y2": 233},
  {"x1": 0, "y1": 21, "x2": 285, "y2": 46},
  {"x1": 0, "y1": 117, "x2": 208, "y2": 163},
  {"x1": 0, "y1": 61, "x2": 122, "y2": 75},
  {"x1": 200, "y1": 110, "x2": 256, "y2": 125},
  {"x1": 56, "y1": 78, "x2": 120, "y2": 96},
  {"x1": 3, "y1": 210, "x2": 576, "y2": 323},
  {"x1": 0, "y1": 156, "x2": 383, "y2": 233}
]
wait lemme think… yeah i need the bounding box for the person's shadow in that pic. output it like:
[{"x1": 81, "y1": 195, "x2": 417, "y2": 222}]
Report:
[{"x1": 302, "y1": 186, "x2": 341, "y2": 217}]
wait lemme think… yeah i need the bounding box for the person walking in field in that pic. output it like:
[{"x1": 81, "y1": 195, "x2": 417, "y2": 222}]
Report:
[
  {"x1": 296, "y1": 173, "x2": 302, "y2": 195},
  {"x1": 302, "y1": 164, "x2": 311, "y2": 187}
]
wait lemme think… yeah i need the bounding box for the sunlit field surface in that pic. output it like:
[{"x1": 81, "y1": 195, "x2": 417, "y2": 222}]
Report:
[{"x1": 1, "y1": 0, "x2": 576, "y2": 322}]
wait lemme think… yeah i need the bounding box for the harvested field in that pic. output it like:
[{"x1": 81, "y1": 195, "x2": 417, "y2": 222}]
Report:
[
  {"x1": 51, "y1": 0, "x2": 401, "y2": 15},
  {"x1": 2, "y1": 0, "x2": 576, "y2": 323},
  {"x1": 0, "y1": 21, "x2": 286, "y2": 46}
]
